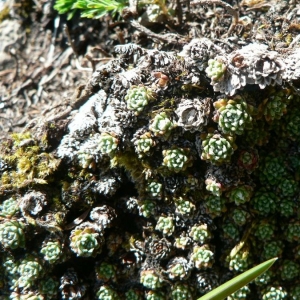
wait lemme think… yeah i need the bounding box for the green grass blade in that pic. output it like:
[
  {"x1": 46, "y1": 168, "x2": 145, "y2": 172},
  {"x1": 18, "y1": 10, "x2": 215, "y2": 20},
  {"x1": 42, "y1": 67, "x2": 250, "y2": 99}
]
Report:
[{"x1": 198, "y1": 257, "x2": 278, "y2": 300}]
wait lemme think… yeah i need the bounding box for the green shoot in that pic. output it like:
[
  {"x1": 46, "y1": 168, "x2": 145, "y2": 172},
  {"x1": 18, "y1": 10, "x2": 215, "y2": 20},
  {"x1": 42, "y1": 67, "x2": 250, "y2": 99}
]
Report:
[{"x1": 54, "y1": 0, "x2": 128, "y2": 20}]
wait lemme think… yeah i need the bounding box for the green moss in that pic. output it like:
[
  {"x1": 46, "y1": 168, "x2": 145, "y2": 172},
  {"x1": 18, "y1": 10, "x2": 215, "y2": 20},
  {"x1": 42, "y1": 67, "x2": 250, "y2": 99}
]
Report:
[
  {"x1": 0, "y1": 5, "x2": 10, "y2": 23},
  {"x1": 112, "y1": 150, "x2": 146, "y2": 182},
  {"x1": 10, "y1": 132, "x2": 32, "y2": 147},
  {"x1": 0, "y1": 133, "x2": 60, "y2": 191}
]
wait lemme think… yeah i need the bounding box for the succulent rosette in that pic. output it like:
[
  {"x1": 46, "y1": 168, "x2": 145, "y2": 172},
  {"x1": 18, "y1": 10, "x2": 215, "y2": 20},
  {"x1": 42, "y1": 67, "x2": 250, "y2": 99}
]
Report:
[
  {"x1": 190, "y1": 245, "x2": 214, "y2": 269},
  {"x1": 213, "y1": 97, "x2": 253, "y2": 135},
  {"x1": 162, "y1": 147, "x2": 191, "y2": 172},
  {"x1": 40, "y1": 241, "x2": 63, "y2": 264},
  {"x1": 155, "y1": 216, "x2": 175, "y2": 236},
  {"x1": 201, "y1": 133, "x2": 236, "y2": 164},
  {"x1": 69, "y1": 226, "x2": 104, "y2": 257},
  {"x1": 205, "y1": 59, "x2": 226, "y2": 81},
  {"x1": 174, "y1": 197, "x2": 195, "y2": 217},
  {"x1": 205, "y1": 177, "x2": 223, "y2": 196},
  {"x1": 96, "y1": 262, "x2": 117, "y2": 282},
  {"x1": 171, "y1": 283, "x2": 193, "y2": 300},
  {"x1": 98, "y1": 133, "x2": 118, "y2": 155},
  {"x1": 166, "y1": 257, "x2": 191, "y2": 280},
  {"x1": 140, "y1": 270, "x2": 163, "y2": 290},
  {"x1": 227, "y1": 185, "x2": 253, "y2": 205},
  {"x1": 133, "y1": 132, "x2": 155, "y2": 155},
  {"x1": 189, "y1": 224, "x2": 211, "y2": 244},
  {"x1": 125, "y1": 85, "x2": 155, "y2": 114},
  {"x1": 149, "y1": 112, "x2": 175, "y2": 137},
  {"x1": 96, "y1": 285, "x2": 120, "y2": 299},
  {"x1": 18, "y1": 256, "x2": 43, "y2": 289},
  {"x1": 39, "y1": 277, "x2": 59, "y2": 299},
  {"x1": 0, "y1": 198, "x2": 19, "y2": 217},
  {"x1": 261, "y1": 286, "x2": 287, "y2": 300},
  {"x1": 146, "y1": 181, "x2": 162, "y2": 198},
  {"x1": 0, "y1": 220, "x2": 25, "y2": 250},
  {"x1": 228, "y1": 251, "x2": 250, "y2": 272},
  {"x1": 228, "y1": 285, "x2": 251, "y2": 300}
]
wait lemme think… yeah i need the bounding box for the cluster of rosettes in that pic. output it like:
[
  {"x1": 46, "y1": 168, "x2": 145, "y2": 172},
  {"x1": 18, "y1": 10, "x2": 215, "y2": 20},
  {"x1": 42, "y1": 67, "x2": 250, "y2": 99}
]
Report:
[
  {"x1": 186, "y1": 39, "x2": 299, "y2": 97},
  {"x1": 0, "y1": 202, "x2": 117, "y2": 297},
  {"x1": 1, "y1": 35, "x2": 300, "y2": 299},
  {"x1": 204, "y1": 43, "x2": 285, "y2": 96},
  {"x1": 179, "y1": 38, "x2": 225, "y2": 71}
]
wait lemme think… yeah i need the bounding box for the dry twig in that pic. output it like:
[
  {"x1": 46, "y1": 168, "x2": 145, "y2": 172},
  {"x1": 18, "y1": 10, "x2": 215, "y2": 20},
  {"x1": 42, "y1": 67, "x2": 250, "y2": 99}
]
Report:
[{"x1": 130, "y1": 20, "x2": 189, "y2": 45}]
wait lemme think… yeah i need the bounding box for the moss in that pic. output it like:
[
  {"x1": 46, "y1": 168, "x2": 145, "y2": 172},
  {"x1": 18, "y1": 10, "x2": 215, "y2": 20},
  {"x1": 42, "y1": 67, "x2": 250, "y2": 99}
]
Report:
[
  {"x1": 10, "y1": 132, "x2": 32, "y2": 146},
  {"x1": 112, "y1": 150, "x2": 146, "y2": 182},
  {"x1": 0, "y1": 4, "x2": 10, "y2": 23},
  {"x1": 0, "y1": 133, "x2": 60, "y2": 191}
]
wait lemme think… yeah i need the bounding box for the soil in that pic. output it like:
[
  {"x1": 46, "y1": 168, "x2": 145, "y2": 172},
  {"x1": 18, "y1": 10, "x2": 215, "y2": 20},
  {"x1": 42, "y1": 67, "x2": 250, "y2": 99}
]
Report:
[{"x1": 1, "y1": 0, "x2": 299, "y2": 140}]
